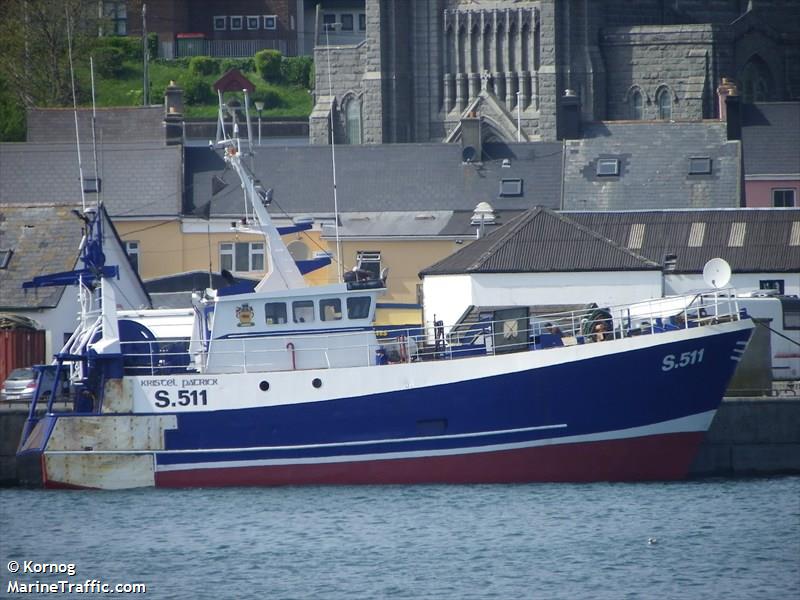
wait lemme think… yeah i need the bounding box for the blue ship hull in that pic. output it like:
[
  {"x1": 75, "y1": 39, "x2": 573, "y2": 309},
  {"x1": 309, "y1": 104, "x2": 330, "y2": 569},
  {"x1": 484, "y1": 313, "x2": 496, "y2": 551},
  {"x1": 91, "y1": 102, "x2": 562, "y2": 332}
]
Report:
[{"x1": 19, "y1": 320, "x2": 752, "y2": 488}]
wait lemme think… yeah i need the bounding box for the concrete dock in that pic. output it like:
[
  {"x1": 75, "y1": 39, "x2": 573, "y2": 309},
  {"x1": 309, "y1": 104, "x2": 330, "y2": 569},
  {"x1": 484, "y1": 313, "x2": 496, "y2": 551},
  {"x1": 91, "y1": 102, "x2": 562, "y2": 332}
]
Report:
[{"x1": 2, "y1": 397, "x2": 799, "y2": 486}]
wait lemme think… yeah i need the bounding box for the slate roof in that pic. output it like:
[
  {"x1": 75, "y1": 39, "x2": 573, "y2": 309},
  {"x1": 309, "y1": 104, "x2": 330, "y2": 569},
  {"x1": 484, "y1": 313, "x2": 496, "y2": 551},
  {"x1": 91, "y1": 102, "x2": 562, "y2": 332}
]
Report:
[
  {"x1": 420, "y1": 207, "x2": 660, "y2": 276},
  {"x1": 0, "y1": 142, "x2": 183, "y2": 218},
  {"x1": 0, "y1": 203, "x2": 83, "y2": 309},
  {"x1": 567, "y1": 208, "x2": 800, "y2": 273},
  {"x1": 185, "y1": 141, "x2": 564, "y2": 217},
  {"x1": 26, "y1": 107, "x2": 166, "y2": 144},
  {"x1": 562, "y1": 121, "x2": 741, "y2": 210},
  {"x1": 741, "y1": 102, "x2": 800, "y2": 177},
  {"x1": 0, "y1": 203, "x2": 153, "y2": 310}
]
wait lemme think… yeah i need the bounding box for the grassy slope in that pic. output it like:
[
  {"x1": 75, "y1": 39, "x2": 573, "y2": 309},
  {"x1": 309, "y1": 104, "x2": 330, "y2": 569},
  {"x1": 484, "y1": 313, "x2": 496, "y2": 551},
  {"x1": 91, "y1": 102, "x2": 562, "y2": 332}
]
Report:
[{"x1": 81, "y1": 60, "x2": 312, "y2": 118}]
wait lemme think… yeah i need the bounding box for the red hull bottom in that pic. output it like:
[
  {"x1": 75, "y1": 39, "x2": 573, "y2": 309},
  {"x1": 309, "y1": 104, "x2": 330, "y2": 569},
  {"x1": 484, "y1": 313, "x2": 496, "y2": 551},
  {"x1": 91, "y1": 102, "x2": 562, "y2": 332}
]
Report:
[{"x1": 152, "y1": 432, "x2": 706, "y2": 488}]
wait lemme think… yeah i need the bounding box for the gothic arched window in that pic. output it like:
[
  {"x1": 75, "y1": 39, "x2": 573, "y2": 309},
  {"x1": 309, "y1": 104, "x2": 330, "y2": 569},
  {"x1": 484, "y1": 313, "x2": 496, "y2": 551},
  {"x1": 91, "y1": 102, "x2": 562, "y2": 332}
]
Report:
[
  {"x1": 657, "y1": 87, "x2": 672, "y2": 120},
  {"x1": 631, "y1": 89, "x2": 643, "y2": 120},
  {"x1": 345, "y1": 97, "x2": 362, "y2": 145},
  {"x1": 741, "y1": 56, "x2": 773, "y2": 103}
]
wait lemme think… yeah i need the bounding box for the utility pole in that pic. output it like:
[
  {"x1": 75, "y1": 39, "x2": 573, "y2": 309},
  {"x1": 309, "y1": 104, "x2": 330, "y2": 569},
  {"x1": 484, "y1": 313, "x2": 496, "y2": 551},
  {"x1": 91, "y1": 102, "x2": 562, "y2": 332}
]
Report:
[{"x1": 142, "y1": 3, "x2": 149, "y2": 106}]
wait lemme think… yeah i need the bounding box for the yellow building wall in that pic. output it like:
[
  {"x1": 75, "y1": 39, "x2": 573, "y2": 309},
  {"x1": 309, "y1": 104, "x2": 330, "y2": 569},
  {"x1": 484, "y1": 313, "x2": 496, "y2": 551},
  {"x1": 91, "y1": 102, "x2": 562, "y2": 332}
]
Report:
[{"x1": 115, "y1": 219, "x2": 466, "y2": 328}]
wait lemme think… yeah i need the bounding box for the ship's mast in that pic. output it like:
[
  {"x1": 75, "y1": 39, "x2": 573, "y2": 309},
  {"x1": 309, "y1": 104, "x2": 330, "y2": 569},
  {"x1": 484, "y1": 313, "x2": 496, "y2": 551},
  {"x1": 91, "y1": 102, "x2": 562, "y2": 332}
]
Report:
[{"x1": 214, "y1": 90, "x2": 307, "y2": 292}]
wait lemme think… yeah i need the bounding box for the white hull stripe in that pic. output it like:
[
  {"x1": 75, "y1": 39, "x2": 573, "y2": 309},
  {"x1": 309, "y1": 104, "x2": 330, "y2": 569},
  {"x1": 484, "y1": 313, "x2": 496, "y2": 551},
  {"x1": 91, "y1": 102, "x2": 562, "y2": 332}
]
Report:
[
  {"x1": 47, "y1": 422, "x2": 568, "y2": 456},
  {"x1": 154, "y1": 410, "x2": 716, "y2": 472}
]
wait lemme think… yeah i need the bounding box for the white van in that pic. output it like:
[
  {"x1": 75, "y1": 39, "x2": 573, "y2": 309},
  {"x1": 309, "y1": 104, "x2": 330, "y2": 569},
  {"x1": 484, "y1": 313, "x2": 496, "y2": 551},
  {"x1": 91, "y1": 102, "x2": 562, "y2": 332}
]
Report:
[{"x1": 736, "y1": 293, "x2": 800, "y2": 380}]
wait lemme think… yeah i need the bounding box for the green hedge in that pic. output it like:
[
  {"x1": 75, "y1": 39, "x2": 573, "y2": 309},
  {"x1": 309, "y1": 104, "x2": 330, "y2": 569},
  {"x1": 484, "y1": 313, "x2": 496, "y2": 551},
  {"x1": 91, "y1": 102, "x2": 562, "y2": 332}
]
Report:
[
  {"x1": 255, "y1": 49, "x2": 282, "y2": 83},
  {"x1": 280, "y1": 56, "x2": 313, "y2": 88},
  {"x1": 189, "y1": 56, "x2": 219, "y2": 76}
]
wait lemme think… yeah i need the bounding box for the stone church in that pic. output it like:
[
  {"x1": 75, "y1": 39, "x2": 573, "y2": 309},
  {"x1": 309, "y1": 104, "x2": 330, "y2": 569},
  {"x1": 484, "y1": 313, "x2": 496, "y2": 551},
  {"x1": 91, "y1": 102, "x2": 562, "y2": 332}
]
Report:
[{"x1": 309, "y1": 0, "x2": 800, "y2": 145}]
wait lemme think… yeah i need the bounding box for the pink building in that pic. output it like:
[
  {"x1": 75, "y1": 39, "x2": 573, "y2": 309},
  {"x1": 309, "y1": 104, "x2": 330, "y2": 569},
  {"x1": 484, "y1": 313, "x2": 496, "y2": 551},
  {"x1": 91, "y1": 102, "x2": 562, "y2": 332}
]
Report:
[{"x1": 742, "y1": 103, "x2": 800, "y2": 208}]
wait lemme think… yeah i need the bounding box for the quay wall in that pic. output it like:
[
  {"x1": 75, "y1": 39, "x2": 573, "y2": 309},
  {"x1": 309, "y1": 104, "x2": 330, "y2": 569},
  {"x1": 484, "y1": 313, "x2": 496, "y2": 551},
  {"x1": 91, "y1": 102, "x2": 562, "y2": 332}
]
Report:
[{"x1": 1, "y1": 398, "x2": 799, "y2": 486}]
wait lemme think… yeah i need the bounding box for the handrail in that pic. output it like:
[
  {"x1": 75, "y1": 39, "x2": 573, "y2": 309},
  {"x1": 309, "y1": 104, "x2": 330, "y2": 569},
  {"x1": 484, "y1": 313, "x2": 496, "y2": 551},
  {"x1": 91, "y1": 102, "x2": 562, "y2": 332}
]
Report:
[{"x1": 107, "y1": 290, "x2": 743, "y2": 375}]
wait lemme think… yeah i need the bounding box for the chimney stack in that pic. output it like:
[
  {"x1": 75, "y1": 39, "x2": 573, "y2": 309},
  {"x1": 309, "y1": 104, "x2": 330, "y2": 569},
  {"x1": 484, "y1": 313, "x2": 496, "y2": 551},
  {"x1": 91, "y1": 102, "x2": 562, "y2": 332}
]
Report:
[
  {"x1": 164, "y1": 81, "x2": 184, "y2": 145},
  {"x1": 717, "y1": 78, "x2": 741, "y2": 140},
  {"x1": 460, "y1": 111, "x2": 482, "y2": 162},
  {"x1": 558, "y1": 89, "x2": 581, "y2": 141}
]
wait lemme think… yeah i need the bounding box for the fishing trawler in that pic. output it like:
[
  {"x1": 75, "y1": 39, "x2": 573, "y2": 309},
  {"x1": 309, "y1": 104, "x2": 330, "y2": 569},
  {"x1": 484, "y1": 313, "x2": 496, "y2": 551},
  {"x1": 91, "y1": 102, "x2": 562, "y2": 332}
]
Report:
[{"x1": 16, "y1": 94, "x2": 754, "y2": 490}]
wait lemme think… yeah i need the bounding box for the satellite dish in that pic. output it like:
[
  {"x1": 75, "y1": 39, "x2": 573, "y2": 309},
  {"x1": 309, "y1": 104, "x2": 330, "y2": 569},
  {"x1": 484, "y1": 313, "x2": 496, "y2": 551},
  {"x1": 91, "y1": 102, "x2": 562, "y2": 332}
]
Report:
[
  {"x1": 703, "y1": 258, "x2": 731, "y2": 289},
  {"x1": 462, "y1": 146, "x2": 476, "y2": 163}
]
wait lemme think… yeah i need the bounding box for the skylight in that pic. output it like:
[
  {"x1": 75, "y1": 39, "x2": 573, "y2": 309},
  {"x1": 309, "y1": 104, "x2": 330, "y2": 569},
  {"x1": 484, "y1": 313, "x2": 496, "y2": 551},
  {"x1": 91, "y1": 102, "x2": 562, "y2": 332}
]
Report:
[
  {"x1": 596, "y1": 158, "x2": 620, "y2": 177},
  {"x1": 499, "y1": 178, "x2": 523, "y2": 197},
  {"x1": 688, "y1": 157, "x2": 712, "y2": 175}
]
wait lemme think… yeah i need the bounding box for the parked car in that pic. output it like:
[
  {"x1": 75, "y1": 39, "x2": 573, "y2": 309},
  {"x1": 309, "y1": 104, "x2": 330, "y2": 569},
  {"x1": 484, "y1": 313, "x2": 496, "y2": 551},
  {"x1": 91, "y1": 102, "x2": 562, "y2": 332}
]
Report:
[{"x1": 0, "y1": 367, "x2": 67, "y2": 403}]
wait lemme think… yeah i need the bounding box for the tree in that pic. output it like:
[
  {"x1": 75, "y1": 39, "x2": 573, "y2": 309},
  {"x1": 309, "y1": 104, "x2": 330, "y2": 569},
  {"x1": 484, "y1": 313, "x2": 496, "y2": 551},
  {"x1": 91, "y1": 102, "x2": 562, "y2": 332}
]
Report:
[{"x1": 0, "y1": 0, "x2": 101, "y2": 108}]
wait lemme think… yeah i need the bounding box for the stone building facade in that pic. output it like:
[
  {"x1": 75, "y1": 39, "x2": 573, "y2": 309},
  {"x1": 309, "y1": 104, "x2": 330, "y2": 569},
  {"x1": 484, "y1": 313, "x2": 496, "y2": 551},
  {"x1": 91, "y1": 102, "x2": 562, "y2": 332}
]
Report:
[{"x1": 310, "y1": 0, "x2": 800, "y2": 145}]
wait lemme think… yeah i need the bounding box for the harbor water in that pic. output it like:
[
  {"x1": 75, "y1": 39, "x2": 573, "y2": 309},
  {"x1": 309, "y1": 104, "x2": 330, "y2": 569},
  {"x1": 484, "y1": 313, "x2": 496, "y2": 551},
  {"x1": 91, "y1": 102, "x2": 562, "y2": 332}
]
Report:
[{"x1": 1, "y1": 477, "x2": 798, "y2": 599}]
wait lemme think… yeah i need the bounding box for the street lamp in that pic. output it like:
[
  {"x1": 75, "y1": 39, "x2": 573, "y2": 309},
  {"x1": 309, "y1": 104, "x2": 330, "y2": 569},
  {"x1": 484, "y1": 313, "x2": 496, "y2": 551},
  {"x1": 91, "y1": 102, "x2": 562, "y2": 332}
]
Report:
[{"x1": 254, "y1": 101, "x2": 264, "y2": 145}]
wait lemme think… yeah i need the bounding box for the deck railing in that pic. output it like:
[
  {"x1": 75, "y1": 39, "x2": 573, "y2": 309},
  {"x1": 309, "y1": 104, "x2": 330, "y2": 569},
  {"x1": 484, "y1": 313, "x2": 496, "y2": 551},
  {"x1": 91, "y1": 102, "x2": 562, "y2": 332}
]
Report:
[{"x1": 115, "y1": 290, "x2": 744, "y2": 375}]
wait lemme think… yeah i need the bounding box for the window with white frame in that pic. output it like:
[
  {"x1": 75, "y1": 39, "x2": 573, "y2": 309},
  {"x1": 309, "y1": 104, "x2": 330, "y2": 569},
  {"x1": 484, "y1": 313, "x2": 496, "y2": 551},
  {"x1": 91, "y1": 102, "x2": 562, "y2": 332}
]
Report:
[
  {"x1": 247, "y1": 16, "x2": 260, "y2": 30},
  {"x1": 773, "y1": 189, "x2": 796, "y2": 207},
  {"x1": 230, "y1": 16, "x2": 243, "y2": 30},
  {"x1": 213, "y1": 16, "x2": 226, "y2": 31},
  {"x1": 264, "y1": 15, "x2": 277, "y2": 30},
  {"x1": 340, "y1": 14, "x2": 354, "y2": 31},
  {"x1": 220, "y1": 242, "x2": 265, "y2": 273},
  {"x1": 125, "y1": 241, "x2": 140, "y2": 272}
]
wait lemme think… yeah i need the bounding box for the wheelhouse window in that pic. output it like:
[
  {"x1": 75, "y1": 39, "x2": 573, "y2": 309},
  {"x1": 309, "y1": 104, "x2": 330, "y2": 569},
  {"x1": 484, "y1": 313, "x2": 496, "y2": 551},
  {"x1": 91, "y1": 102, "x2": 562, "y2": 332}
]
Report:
[
  {"x1": 323, "y1": 14, "x2": 336, "y2": 31},
  {"x1": 340, "y1": 14, "x2": 354, "y2": 31},
  {"x1": 230, "y1": 16, "x2": 243, "y2": 30},
  {"x1": 293, "y1": 300, "x2": 315, "y2": 323},
  {"x1": 347, "y1": 297, "x2": 371, "y2": 320},
  {"x1": 220, "y1": 242, "x2": 264, "y2": 273},
  {"x1": 320, "y1": 298, "x2": 342, "y2": 321},
  {"x1": 359, "y1": 14, "x2": 366, "y2": 31},
  {"x1": 213, "y1": 16, "x2": 226, "y2": 31},
  {"x1": 264, "y1": 303, "x2": 287, "y2": 325},
  {"x1": 247, "y1": 16, "x2": 260, "y2": 30},
  {"x1": 264, "y1": 15, "x2": 277, "y2": 30}
]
